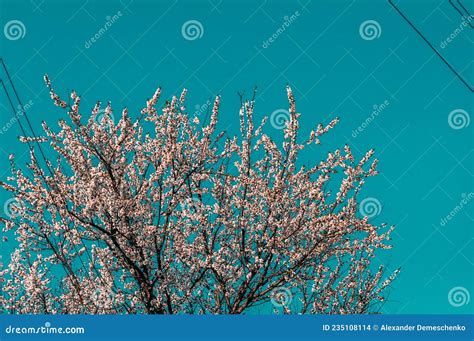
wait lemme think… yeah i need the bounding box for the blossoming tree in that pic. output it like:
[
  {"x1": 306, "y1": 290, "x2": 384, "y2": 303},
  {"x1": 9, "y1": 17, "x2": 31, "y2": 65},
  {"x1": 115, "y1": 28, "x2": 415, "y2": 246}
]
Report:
[{"x1": 0, "y1": 77, "x2": 397, "y2": 314}]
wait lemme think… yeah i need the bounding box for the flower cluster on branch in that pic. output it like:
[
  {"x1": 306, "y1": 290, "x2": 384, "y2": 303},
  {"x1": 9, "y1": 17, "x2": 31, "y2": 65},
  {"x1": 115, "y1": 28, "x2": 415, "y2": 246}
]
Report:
[{"x1": 0, "y1": 78, "x2": 398, "y2": 314}]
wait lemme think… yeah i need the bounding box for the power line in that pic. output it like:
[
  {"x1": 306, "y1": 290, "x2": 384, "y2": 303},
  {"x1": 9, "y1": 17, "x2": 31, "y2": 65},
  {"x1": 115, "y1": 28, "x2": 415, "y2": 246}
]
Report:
[
  {"x1": 0, "y1": 79, "x2": 35, "y2": 154},
  {"x1": 0, "y1": 58, "x2": 55, "y2": 176}
]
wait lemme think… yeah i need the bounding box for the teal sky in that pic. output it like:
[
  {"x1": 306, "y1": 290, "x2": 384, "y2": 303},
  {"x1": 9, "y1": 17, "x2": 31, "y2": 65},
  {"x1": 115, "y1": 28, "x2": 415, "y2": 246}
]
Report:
[{"x1": 0, "y1": 0, "x2": 472, "y2": 314}]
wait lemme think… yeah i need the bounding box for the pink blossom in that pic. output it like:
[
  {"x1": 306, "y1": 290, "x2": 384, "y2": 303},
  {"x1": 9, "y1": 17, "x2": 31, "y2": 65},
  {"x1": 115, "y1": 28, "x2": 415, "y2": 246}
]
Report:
[{"x1": 0, "y1": 80, "x2": 397, "y2": 314}]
